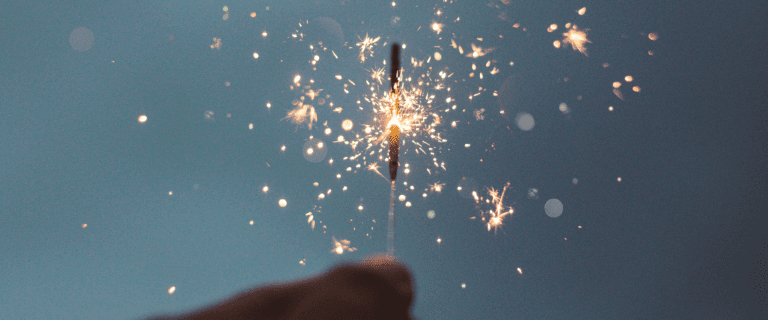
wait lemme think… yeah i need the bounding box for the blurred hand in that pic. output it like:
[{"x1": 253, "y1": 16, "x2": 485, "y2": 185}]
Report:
[{"x1": 147, "y1": 255, "x2": 414, "y2": 320}]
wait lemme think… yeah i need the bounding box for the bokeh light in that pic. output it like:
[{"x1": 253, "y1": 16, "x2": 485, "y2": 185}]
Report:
[
  {"x1": 69, "y1": 27, "x2": 94, "y2": 52},
  {"x1": 516, "y1": 113, "x2": 535, "y2": 131},
  {"x1": 527, "y1": 188, "x2": 539, "y2": 199},
  {"x1": 544, "y1": 199, "x2": 564, "y2": 218},
  {"x1": 342, "y1": 119, "x2": 354, "y2": 131}
]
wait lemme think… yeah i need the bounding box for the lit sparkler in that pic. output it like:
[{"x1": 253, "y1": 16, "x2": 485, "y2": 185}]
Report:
[
  {"x1": 271, "y1": 4, "x2": 647, "y2": 256},
  {"x1": 388, "y1": 43, "x2": 401, "y2": 182},
  {"x1": 387, "y1": 43, "x2": 401, "y2": 257}
]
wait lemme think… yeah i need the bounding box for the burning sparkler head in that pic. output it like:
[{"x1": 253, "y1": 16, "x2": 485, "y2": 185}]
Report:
[
  {"x1": 388, "y1": 124, "x2": 400, "y2": 181},
  {"x1": 388, "y1": 43, "x2": 402, "y2": 182}
]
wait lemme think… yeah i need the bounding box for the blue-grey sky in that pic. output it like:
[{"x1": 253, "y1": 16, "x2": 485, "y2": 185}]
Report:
[{"x1": 1, "y1": 0, "x2": 766, "y2": 319}]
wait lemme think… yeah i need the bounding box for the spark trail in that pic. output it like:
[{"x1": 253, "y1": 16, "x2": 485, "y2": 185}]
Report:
[{"x1": 387, "y1": 43, "x2": 401, "y2": 256}]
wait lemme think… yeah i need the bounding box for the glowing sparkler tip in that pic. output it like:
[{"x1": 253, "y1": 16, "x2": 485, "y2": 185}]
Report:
[{"x1": 388, "y1": 42, "x2": 402, "y2": 182}]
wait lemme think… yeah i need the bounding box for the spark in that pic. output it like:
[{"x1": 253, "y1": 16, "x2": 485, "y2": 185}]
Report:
[
  {"x1": 356, "y1": 34, "x2": 381, "y2": 63},
  {"x1": 210, "y1": 37, "x2": 222, "y2": 50},
  {"x1": 466, "y1": 43, "x2": 493, "y2": 58},
  {"x1": 475, "y1": 182, "x2": 515, "y2": 232},
  {"x1": 474, "y1": 108, "x2": 485, "y2": 120},
  {"x1": 331, "y1": 237, "x2": 357, "y2": 254},
  {"x1": 431, "y1": 22, "x2": 443, "y2": 34},
  {"x1": 429, "y1": 182, "x2": 445, "y2": 193},
  {"x1": 561, "y1": 26, "x2": 591, "y2": 56},
  {"x1": 306, "y1": 89, "x2": 323, "y2": 100},
  {"x1": 368, "y1": 163, "x2": 387, "y2": 181},
  {"x1": 306, "y1": 212, "x2": 315, "y2": 230},
  {"x1": 613, "y1": 88, "x2": 624, "y2": 100},
  {"x1": 547, "y1": 24, "x2": 558, "y2": 33},
  {"x1": 284, "y1": 102, "x2": 317, "y2": 129},
  {"x1": 369, "y1": 67, "x2": 386, "y2": 84}
]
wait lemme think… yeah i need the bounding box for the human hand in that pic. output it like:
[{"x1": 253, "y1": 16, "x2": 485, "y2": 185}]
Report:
[{"x1": 147, "y1": 255, "x2": 414, "y2": 320}]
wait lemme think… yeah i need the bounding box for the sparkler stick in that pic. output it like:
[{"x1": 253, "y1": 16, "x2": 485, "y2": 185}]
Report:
[
  {"x1": 388, "y1": 43, "x2": 401, "y2": 182},
  {"x1": 386, "y1": 180, "x2": 396, "y2": 256},
  {"x1": 386, "y1": 43, "x2": 400, "y2": 256}
]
